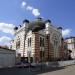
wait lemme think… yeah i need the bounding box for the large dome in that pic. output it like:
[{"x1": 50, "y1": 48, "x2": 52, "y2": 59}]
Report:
[{"x1": 28, "y1": 17, "x2": 45, "y2": 32}]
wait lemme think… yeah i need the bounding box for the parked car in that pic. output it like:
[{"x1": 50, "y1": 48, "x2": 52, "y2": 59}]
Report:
[
  {"x1": 15, "y1": 61, "x2": 30, "y2": 68},
  {"x1": 30, "y1": 63, "x2": 40, "y2": 67}
]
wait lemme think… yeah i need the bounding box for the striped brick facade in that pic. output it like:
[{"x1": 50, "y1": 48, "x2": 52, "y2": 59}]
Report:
[
  {"x1": 49, "y1": 43, "x2": 54, "y2": 60},
  {"x1": 44, "y1": 34, "x2": 51, "y2": 61},
  {"x1": 11, "y1": 18, "x2": 65, "y2": 62},
  {"x1": 59, "y1": 39, "x2": 68, "y2": 60},
  {"x1": 11, "y1": 31, "x2": 63, "y2": 62},
  {"x1": 33, "y1": 33, "x2": 59, "y2": 62},
  {"x1": 59, "y1": 39, "x2": 64, "y2": 59},
  {"x1": 33, "y1": 32, "x2": 40, "y2": 62}
]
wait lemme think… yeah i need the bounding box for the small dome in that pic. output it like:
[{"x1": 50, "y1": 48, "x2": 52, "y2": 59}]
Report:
[
  {"x1": 19, "y1": 25, "x2": 22, "y2": 28},
  {"x1": 28, "y1": 18, "x2": 45, "y2": 32},
  {"x1": 23, "y1": 19, "x2": 29, "y2": 23},
  {"x1": 14, "y1": 27, "x2": 18, "y2": 30},
  {"x1": 45, "y1": 19, "x2": 51, "y2": 23},
  {"x1": 36, "y1": 17, "x2": 43, "y2": 21},
  {"x1": 57, "y1": 27, "x2": 62, "y2": 29}
]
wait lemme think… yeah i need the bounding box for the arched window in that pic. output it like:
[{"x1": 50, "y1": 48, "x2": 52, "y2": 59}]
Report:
[
  {"x1": 28, "y1": 38, "x2": 29, "y2": 47},
  {"x1": 16, "y1": 37, "x2": 20, "y2": 49},
  {"x1": 40, "y1": 37, "x2": 44, "y2": 47},
  {"x1": 28, "y1": 37, "x2": 32, "y2": 47},
  {"x1": 52, "y1": 34, "x2": 59, "y2": 47},
  {"x1": 40, "y1": 37, "x2": 42, "y2": 46},
  {"x1": 54, "y1": 39, "x2": 58, "y2": 47},
  {"x1": 30, "y1": 37, "x2": 31, "y2": 46},
  {"x1": 42, "y1": 38, "x2": 44, "y2": 47}
]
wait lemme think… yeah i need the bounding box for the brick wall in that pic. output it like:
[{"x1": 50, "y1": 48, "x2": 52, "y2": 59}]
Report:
[
  {"x1": 32, "y1": 32, "x2": 40, "y2": 62},
  {"x1": 44, "y1": 34, "x2": 54, "y2": 61},
  {"x1": 44, "y1": 34, "x2": 50, "y2": 61},
  {"x1": 59, "y1": 38, "x2": 67, "y2": 60},
  {"x1": 31, "y1": 33, "x2": 64, "y2": 62}
]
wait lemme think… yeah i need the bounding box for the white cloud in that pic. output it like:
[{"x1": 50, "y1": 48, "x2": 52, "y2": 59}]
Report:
[
  {"x1": 0, "y1": 36, "x2": 11, "y2": 45},
  {"x1": 32, "y1": 9, "x2": 40, "y2": 17},
  {"x1": 26, "y1": 6, "x2": 33, "y2": 10},
  {"x1": 21, "y1": 1, "x2": 40, "y2": 17},
  {"x1": 21, "y1": 1, "x2": 26, "y2": 8},
  {"x1": 62, "y1": 29, "x2": 71, "y2": 37},
  {"x1": 0, "y1": 23, "x2": 15, "y2": 35}
]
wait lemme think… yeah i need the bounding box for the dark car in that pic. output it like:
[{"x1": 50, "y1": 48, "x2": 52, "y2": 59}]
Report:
[
  {"x1": 30, "y1": 63, "x2": 39, "y2": 67},
  {"x1": 15, "y1": 61, "x2": 30, "y2": 68}
]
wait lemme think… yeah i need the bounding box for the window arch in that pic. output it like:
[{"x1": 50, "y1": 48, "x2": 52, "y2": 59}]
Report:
[
  {"x1": 40, "y1": 37, "x2": 44, "y2": 47},
  {"x1": 52, "y1": 33, "x2": 59, "y2": 47},
  {"x1": 28, "y1": 37, "x2": 32, "y2": 47},
  {"x1": 16, "y1": 37, "x2": 20, "y2": 49}
]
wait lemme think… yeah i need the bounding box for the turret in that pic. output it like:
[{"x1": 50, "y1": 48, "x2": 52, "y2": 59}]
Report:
[
  {"x1": 23, "y1": 19, "x2": 29, "y2": 28},
  {"x1": 45, "y1": 19, "x2": 51, "y2": 28},
  {"x1": 57, "y1": 27, "x2": 62, "y2": 34},
  {"x1": 18, "y1": 25, "x2": 22, "y2": 28},
  {"x1": 45, "y1": 19, "x2": 51, "y2": 34},
  {"x1": 14, "y1": 26, "x2": 18, "y2": 30}
]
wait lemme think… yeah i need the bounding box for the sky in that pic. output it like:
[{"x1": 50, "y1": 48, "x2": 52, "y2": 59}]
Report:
[{"x1": 0, "y1": 0, "x2": 75, "y2": 46}]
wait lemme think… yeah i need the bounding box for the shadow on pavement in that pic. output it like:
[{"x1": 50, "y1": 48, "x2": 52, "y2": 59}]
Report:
[{"x1": 0, "y1": 66, "x2": 65, "y2": 75}]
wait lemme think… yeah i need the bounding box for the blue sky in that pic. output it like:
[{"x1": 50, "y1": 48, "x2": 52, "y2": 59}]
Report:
[{"x1": 0, "y1": 0, "x2": 75, "y2": 46}]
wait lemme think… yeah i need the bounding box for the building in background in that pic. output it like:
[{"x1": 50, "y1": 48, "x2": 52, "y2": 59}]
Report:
[
  {"x1": 11, "y1": 17, "x2": 64, "y2": 62},
  {"x1": 65, "y1": 37, "x2": 75, "y2": 59},
  {"x1": 0, "y1": 46, "x2": 16, "y2": 68},
  {"x1": 60, "y1": 38, "x2": 70, "y2": 60}
]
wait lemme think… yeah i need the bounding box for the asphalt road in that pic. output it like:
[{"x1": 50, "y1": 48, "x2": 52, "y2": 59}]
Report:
[
  {"x1": 0, "y1": 65, "x2": 75, "y2": 75},
  {"x1": 38, "y1": 65, "x2": 75, "y2": 75}
]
